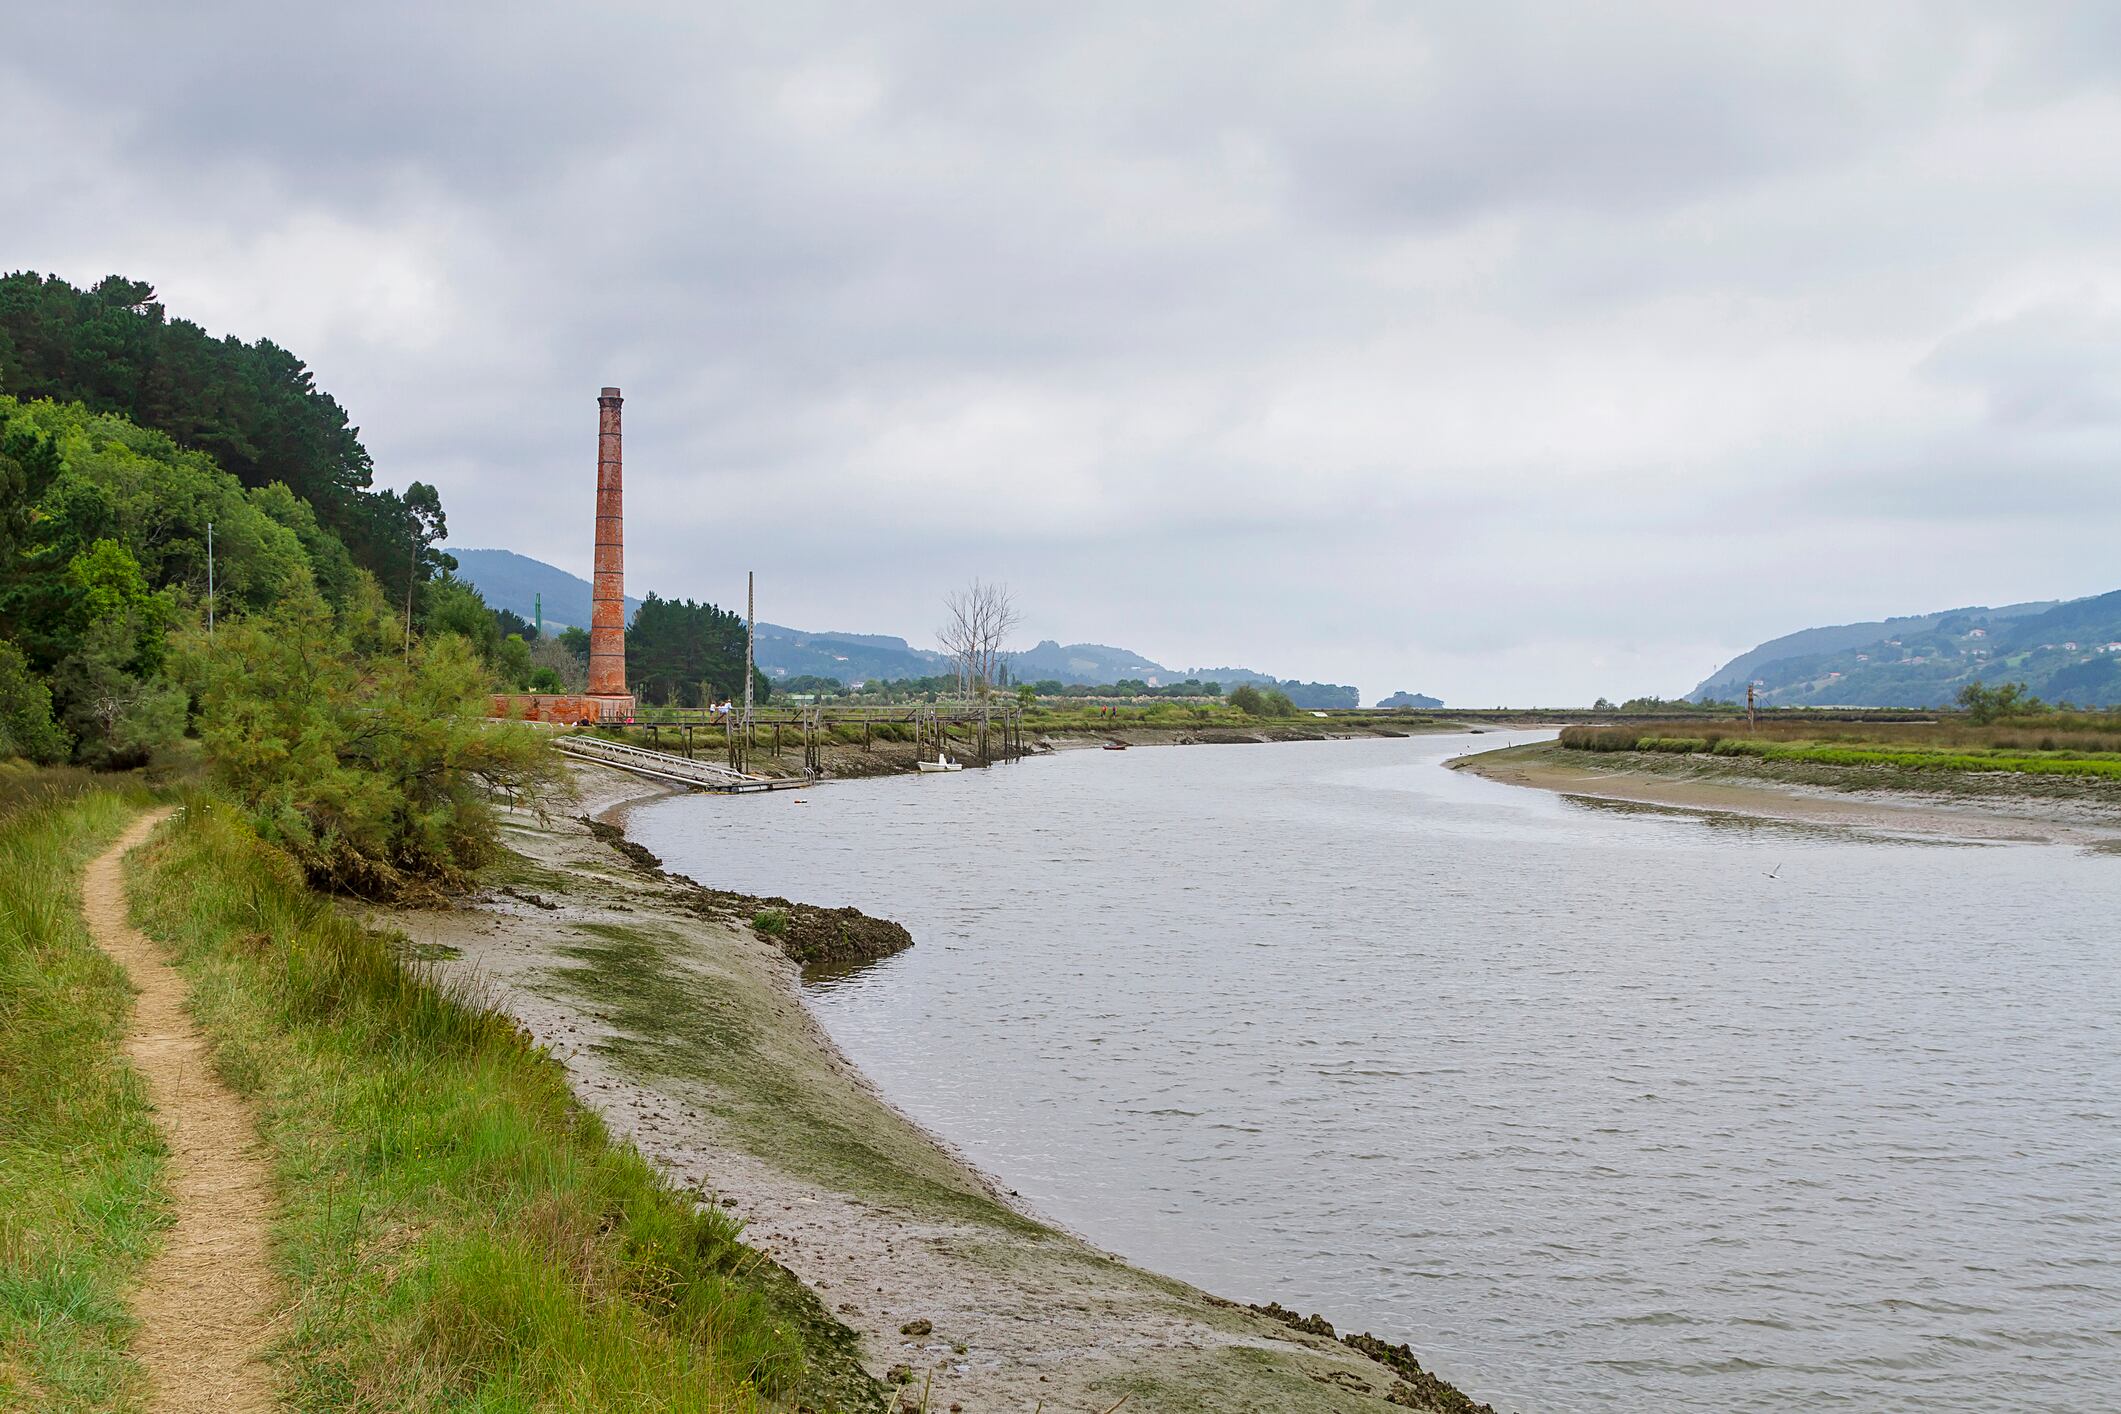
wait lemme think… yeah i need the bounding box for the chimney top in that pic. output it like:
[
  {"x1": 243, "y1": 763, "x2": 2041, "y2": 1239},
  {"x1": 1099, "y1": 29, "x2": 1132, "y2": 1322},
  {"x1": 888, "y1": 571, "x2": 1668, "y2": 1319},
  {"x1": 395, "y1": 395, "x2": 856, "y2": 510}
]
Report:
[{"x1": 599, "y1": 386, "x2": 622, "y2": 400}]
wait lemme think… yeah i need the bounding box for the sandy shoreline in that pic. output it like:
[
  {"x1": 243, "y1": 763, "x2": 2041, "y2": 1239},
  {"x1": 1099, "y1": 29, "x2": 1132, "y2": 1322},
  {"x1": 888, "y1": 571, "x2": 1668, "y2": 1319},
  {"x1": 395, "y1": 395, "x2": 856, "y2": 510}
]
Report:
[
  {"x1": 1452, "y1": 742, "x2": 2121, "y2": 848},
  {"x1": 393, "y1": 761, "x2": 1489, "y2": 1412}
]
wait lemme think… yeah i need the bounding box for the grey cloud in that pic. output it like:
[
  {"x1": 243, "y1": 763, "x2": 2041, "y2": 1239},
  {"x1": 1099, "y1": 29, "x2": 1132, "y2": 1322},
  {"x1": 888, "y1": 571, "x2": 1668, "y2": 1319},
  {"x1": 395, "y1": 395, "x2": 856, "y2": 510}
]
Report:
[{"x1": 8, "y1": 2, "x2": 2121, "y2": 704}]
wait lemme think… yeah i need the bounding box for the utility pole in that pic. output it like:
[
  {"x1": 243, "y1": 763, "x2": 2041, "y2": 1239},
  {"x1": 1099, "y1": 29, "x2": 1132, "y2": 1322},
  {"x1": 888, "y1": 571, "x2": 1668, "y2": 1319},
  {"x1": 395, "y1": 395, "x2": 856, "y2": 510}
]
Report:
[
  {"x1": 744, "y1": 570, "x2": 755, "y2": 729},
  {"x1": 206, "y1": 522, "x2": 215, "y2": 637}
]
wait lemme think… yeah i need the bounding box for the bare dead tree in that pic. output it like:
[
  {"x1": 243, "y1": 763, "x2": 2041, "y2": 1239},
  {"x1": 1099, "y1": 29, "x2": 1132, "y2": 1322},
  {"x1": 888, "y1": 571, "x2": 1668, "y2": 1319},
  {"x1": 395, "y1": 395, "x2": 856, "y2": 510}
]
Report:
[
  {"x1": 940, "y1": 580, "x2": 1024, "y2": 759},
  {"x1": 938, "y1": 593, "x2": 978, "y2": 702}
]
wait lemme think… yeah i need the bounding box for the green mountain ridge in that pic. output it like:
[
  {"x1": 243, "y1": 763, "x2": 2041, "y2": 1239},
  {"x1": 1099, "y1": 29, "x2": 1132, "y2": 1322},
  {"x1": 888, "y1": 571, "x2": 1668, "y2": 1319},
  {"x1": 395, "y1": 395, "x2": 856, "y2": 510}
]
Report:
[{"x1": 1693, "y1": 591, "x2": 2121, "y2": 707}]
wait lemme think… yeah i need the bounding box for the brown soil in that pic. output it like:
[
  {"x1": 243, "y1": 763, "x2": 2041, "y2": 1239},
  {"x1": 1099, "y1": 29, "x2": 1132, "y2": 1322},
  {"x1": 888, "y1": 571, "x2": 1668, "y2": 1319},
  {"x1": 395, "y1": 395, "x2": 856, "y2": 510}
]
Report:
[{"x1": 84, "y1": 808, "x2": 281, "y2": 1413}]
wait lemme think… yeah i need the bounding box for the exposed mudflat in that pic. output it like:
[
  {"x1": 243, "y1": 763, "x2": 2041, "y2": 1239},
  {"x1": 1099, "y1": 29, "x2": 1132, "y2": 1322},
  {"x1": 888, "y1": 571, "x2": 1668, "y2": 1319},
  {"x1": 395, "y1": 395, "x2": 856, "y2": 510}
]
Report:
[
  {"x1": 1453, "y1": 741, "x2": 2121, "y2": 848},
  {"x1": 394, "y1": 763, "x2": 1484, "y2": 1413}
]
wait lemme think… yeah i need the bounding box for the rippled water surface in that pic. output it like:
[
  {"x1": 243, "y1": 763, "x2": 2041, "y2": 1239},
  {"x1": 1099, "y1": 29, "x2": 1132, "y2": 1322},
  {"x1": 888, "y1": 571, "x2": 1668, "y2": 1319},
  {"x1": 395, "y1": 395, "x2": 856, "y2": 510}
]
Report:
[{"x1": 627, "y1": 733, "x2": 2121, "y2": 1412}]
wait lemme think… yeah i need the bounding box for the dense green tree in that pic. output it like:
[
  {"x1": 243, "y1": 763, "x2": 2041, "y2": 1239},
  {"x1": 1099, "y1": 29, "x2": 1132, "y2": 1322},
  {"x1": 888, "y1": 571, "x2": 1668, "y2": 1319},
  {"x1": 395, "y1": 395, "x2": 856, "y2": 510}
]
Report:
[
  {"x1": 0, "y1": 396, "x2": 312, "y2": 614},
  {"x1": 251, "y1": 480, "x2": 358, "y2": 607},
  {"x1": 496, "y1": 634, "x2": 534, "y2": 690},
  {"x1": 48, "y1": 540, "x2": 185, "y2": 766},
  {"x1": 54, "y1": 615, "x2": 186, "y2": 767},
  {"x1": 626, "y1": 594, "x2": 769, "y2": 707},
  {"x1": 0, "y1": 417, "x2": 63, "y2": 566},
  {"x1": 388, "y1": 482, "x2": 450, "y2": 653},
  {"x1": 1957, "y1": 679, "x2": 2045, "y2": 724},
  {"x1": 419, "y1": 577, "x2": 501, "y2": 661},
  {"x1": 0, "y1": 272, "x2": 390, "y2": 561},
  {"x1": 0, "y1": 639, "x2": 69, "y2": 763}
]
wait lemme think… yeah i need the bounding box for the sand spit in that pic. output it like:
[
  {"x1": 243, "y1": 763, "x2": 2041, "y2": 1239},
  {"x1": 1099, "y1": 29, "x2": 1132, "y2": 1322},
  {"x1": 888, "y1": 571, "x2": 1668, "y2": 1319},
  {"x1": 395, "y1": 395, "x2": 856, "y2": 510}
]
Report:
[
  {"x1": 1453, "y1": 742, "x2": 2121, "y2": 848},
  {"x1": 395, "y1": 762, "x2": 1493, "y2": 1413}
]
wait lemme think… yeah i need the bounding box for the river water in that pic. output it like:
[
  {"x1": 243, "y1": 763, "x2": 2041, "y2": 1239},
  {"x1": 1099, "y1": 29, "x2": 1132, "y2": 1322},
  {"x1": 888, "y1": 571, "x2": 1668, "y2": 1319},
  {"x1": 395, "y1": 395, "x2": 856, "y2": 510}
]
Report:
[{"x1": 626, "y1": 732, "x2": 2121, "y2": 1412}]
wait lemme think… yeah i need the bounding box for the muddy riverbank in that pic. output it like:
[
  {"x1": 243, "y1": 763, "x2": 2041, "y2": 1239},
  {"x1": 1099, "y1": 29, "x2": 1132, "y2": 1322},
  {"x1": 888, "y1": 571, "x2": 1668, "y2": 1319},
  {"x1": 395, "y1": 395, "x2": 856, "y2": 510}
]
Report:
[
  {"x1": 1453, "y1": 740, "x2": 2121, "y2": 847},
  {"x1": 391, "y1": 761, "x2": 1495, "y2": 1412}
]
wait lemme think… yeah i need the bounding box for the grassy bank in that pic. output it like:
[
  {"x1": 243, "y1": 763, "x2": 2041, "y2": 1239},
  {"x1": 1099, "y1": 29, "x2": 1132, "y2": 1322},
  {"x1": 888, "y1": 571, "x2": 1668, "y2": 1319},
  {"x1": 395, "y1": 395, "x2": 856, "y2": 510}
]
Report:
[
  {"x1": 123, "y1": 798, "x2": 882, "y2": 1411},
  {"x1": 0, "y1": 775, "x2": 160, "y2": 1411},
  {"x1": 1558, "y1": 720, "x2": 2121, "y2": 781}
]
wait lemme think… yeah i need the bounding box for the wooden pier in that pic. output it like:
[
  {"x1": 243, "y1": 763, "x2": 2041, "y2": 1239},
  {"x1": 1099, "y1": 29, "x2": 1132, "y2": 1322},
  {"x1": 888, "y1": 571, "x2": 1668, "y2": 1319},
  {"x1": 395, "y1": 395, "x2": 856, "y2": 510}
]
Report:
[
  {"x1": 619, "y1": 700, "x2": 1029, "y2": 773},
  {"x1": 555, "y1": 734, "x2": 810, "y2": 793}
]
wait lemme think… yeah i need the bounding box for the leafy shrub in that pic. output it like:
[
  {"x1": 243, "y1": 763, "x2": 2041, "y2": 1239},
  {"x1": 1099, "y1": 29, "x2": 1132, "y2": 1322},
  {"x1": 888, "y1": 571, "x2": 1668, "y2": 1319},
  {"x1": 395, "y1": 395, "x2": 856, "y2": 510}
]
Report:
[
  {"x1": 186, "y1": 587, "x2": 565, "y2": 898},
  {"x1": 751, "y1": 907, "x2": 788, "y2": 937},
  {"x1": 1229, "y1": 684, "x2": 1299, "y2": 718}
]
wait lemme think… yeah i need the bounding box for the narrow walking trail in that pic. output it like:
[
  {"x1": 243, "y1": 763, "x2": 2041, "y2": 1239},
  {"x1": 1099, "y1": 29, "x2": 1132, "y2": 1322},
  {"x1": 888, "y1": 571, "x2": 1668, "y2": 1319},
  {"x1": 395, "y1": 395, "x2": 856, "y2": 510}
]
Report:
[{"x1": 84, "y1": 809, "x2": 280, "y2": 1413}]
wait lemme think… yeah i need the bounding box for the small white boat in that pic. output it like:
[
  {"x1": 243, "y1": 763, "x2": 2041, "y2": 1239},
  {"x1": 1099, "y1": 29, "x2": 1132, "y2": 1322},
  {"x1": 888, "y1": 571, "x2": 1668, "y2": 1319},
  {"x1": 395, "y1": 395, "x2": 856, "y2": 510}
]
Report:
[{"x1": 916, "y1": 752, "x2": 963, "y2": 774}]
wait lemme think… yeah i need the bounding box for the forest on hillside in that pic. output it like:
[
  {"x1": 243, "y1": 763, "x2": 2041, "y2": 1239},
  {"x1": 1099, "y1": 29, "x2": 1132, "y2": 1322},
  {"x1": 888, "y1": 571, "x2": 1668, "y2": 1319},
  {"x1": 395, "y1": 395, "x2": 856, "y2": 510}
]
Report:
[{"x1": 0, "y1": 275, "x2": 580, "y2": 891}]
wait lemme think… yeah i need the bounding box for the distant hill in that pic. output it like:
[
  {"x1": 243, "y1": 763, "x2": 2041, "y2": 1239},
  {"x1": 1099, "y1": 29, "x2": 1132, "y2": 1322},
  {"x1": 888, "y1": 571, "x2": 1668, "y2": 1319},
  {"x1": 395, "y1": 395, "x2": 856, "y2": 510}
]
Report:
[
  {"x1": 452, "y1": 548, "x2": 1359, "y2": 698},
  {"x1": 1375, "y1": 691, "x2": 1443, "y2": 709},
  {"x1": 751, "y1": 623, "x2": 948, "y2": 685},
  {"x1": 1011, "y1": 640, "x2": 1169, "y2": 683},
  {"x1": 1693, "y1": 592, "x2": 2121, "y2": 707},
  {"x1": 447, "y1": 548, "x2": 639, "y2": 632}
]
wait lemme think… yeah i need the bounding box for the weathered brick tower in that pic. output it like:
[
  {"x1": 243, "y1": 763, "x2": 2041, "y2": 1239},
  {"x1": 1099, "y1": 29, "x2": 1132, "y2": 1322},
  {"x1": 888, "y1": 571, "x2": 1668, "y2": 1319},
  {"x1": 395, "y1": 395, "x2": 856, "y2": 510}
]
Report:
[
  {"x1": 587, "y1": 386, "x2": 631, "y2": 703},
  {"x1": 489, "y1": 386, "x2": 637, "y2": 724}
]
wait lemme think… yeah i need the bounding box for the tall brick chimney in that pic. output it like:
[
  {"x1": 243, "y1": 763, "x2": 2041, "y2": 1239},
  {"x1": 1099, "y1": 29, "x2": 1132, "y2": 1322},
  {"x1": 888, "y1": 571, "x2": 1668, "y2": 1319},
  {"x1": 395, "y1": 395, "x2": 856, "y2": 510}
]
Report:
[{"x1": 587, "y1": 386, "x2": 628, "y2": 698}]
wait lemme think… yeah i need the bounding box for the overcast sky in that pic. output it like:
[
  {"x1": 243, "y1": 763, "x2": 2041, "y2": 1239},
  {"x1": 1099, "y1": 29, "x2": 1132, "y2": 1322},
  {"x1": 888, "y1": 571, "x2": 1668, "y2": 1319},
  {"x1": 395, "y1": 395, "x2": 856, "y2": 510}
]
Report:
[{"x1": 11, "y1": 3, "x2": 2121, "y2": 703}]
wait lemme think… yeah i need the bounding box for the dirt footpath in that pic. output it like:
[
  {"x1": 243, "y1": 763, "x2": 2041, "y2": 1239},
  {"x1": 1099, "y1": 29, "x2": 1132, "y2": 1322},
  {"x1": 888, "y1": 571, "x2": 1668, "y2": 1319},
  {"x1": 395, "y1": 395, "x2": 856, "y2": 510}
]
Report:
[{"x1": 84, "y1": 808, "x2": 280, "y2": 1413}]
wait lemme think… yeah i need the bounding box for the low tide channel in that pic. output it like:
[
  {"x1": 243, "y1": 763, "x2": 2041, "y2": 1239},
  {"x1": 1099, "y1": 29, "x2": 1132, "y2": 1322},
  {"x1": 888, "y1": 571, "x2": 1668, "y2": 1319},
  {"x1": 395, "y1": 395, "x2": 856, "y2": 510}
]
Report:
[{"x1": 624, "y1": 732, "x2": 2121, "y2": 1412}]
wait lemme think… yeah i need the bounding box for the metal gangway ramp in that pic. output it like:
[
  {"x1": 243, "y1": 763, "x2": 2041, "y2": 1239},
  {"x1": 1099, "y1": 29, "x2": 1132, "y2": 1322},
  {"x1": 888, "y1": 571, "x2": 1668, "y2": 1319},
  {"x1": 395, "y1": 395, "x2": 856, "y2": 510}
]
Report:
[{"x1": 556, "y1": 734, "x2": 809, "y2": 793}]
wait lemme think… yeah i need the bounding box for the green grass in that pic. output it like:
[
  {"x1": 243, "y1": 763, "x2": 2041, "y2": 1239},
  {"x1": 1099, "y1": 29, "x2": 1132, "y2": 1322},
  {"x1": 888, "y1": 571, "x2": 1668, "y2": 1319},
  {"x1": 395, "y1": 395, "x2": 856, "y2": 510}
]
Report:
[
  {"x1": 0, "y1": 777, "x2": 160, "y2": 1413},
  {"x1": 1559, "y1": 723, "x2": 2121, "y2": 780},
  {"x1": 128, "y1": 799, "x2": 884, "y2": 1412}
]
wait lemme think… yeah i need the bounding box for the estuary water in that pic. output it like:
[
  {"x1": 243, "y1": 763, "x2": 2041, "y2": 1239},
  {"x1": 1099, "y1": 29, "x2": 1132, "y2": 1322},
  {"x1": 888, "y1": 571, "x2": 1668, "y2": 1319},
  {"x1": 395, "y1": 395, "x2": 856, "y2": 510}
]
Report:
[{"x1": 627, "y1": 732, "x2": 2121, "y2": 1412}]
